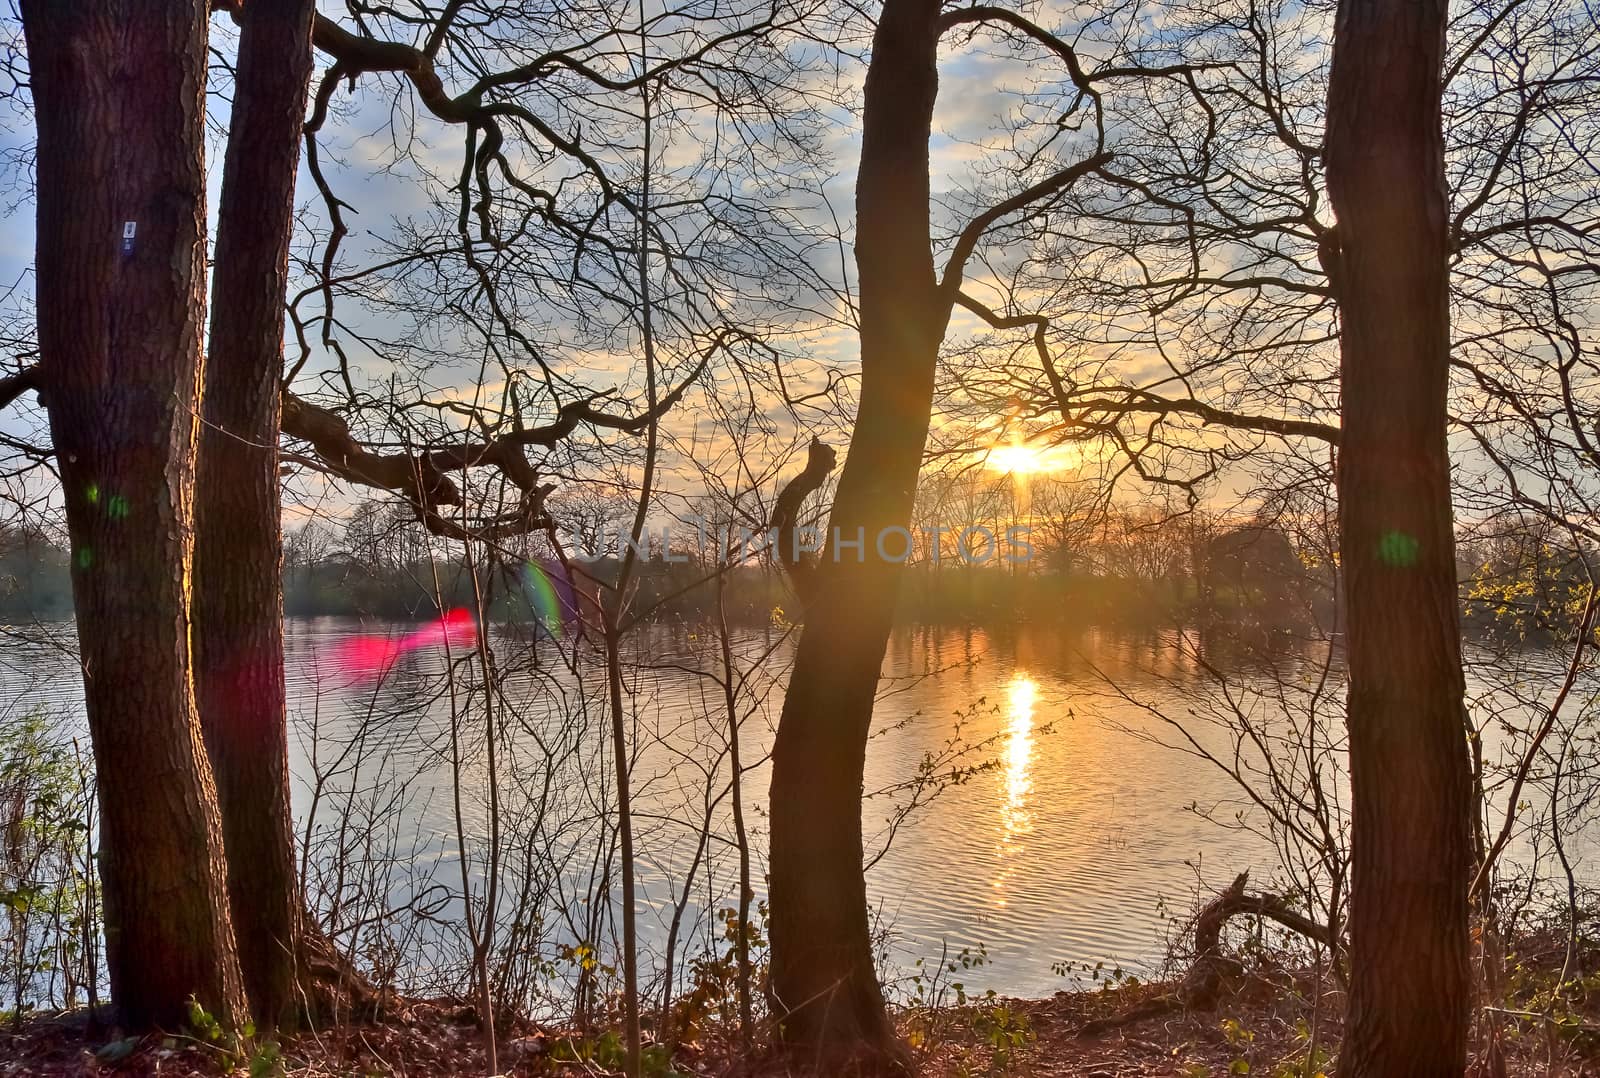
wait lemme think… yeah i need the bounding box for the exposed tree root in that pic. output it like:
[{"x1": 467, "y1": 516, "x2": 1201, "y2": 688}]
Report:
[
  {"x1": 1077, "y1": 871, "x2": 1339, "y2": 1038},
  {"x1": 296, "y1": 923, "x2": 384, "y2": 1027}
]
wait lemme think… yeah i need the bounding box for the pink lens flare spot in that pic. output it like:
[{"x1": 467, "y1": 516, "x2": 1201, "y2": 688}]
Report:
[{"x1": 327, "y1": 608, "x2": 479, "y2": 681}]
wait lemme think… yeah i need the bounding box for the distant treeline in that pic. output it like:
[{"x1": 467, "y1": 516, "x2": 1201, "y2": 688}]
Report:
[
  {"x1": 278, "y1": 547, "x2": 1318, "y2": 631},
  {"x1": 0, "y1": 517, "x2": 1328, "y2": 631},
  {"x1": 0, "y1": 526, "x2": 72, "y2": 618},
  {"x1": 4, "y1": 517, "x2": 1568, "y2": 639},
  {"x1": 281, "y1": 505, "x2": 1344, "y2": 631}
]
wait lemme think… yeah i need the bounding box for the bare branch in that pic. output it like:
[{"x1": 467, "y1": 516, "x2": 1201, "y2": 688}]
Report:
[
  {"x1": 0, "y1": 365, "x2": 38, "y2": 411},
  {"x1": 938, "y1": 152, "x2": 1114, "y2": 298},
  {"x1": 768, "y1": 436, "x2": 836, "y2": 601}
]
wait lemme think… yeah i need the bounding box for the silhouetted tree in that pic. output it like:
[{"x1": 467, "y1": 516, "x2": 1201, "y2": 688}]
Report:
[
  {"x1": 1324, "y1": 0, "x2": 1473, "y2": 1070},
  {"x1": 767, "y1": 0, "x2": 1146, "y2": 1064},
  {"x1": 766, "y1": 5, "x2": 944, "y2": 1062}
]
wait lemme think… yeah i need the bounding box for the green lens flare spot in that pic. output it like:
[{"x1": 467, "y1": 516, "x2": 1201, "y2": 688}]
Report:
[
  {"x1": 75, "y1": 547, "x2": 93, "y2": 570},
  {"x1": 84, "y1": 483, "x2": 99, "y2": 506},
  {"x1": 106, "y1": 495, "x2": 129, "y2": 520},
  {"x1": 1378, "y1": 530, "x2": 1420, "y2": 567}
]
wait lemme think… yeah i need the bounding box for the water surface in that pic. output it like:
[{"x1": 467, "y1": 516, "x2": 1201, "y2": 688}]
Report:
[{"x1": 3, "y1": 619, "x2": 1322, "y2": 998}]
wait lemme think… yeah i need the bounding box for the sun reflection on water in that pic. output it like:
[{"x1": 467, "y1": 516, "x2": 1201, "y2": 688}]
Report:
[{"x1": 993, "y1": 673, "x2": 1038, "y2": 905}]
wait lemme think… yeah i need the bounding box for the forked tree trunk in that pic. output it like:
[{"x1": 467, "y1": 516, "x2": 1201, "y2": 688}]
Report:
[
  {"x1": 767, "y1": 0, "x2": 943, "y2": 1068},
  {"x1": 1325, "y1": 0, "x2": 1473, "y2": 1072},
  {"x1": 21, "y1": 0, "x2": 247, "y2": 1030},
  {"x1": 194, "y1": 0, "x2": 317, "y2": 1028}
]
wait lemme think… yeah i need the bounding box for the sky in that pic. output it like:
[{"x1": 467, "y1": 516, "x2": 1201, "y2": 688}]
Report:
[
  {"x1": 0, "y1": 1, "x2": 1157, "y2": 525},
  {"x1": 0, "y1": 0, "x2": 1485, "y2": 542}
]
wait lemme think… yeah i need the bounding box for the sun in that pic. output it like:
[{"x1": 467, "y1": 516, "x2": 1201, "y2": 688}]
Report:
[{"x1": 982, "y1": 442, "x2": 1077, "y2": 475}]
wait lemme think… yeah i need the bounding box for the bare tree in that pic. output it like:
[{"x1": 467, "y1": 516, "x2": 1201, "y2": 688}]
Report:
[
  {"x1": 766, "y1": 0, "x2": 1215, "y2": 1064},
  {"x1": 19, "y1": 0, "x2": 246, "y2": 1029},
  {"x1": 1325, "y1": 0, "x2": 1473, "y2": 1069},
  {"x1": 193, "y1": 0, "x2": 318, "y2": 1028}
]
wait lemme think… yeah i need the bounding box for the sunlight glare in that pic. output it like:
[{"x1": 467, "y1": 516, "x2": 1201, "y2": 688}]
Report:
[
  {"x1": 982, "y1": 442, "x2": 1078, "y2": 475},
  {"x1": 993, "y1": 672, "x2": 1038, "y2": 906}
]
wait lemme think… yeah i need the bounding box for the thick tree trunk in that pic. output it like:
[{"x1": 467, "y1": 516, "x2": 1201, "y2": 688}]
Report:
[
  {"x1": 195, "y1": 0, "x2": 317, "y2": 1028},
  {"x1": 767, "y1": 0, "x2": 943, "y2": 1068},
  {"x1": 1325, "y1": 0, "x2": 1473, "y2": 1073},
  {"x1": 21, "y1": 0, "x2": 247, "y2": 1030}
]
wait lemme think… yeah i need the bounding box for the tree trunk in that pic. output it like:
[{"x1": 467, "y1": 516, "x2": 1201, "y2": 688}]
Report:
[
  {"x1": 21, "y1": 0, "x2": 247, "y2": 1030},
  {"x1": 767, "y1": 0, "x2": 943, "y2": 1068},
  {"x1": 195, "y1": 0, "x2": 317, "y2": 1028},
  {"x1": 1324, "y1": 0, "x2": 1472, "y2": 1072}
]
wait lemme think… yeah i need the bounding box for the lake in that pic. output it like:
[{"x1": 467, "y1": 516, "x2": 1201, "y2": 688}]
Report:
[{"x1": 0, "y1": 617, "x2": 1573, "y2": 1002}]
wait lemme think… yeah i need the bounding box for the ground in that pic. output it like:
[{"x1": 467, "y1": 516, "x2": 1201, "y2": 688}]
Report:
[{"x1": 2, "y1": 976, "x2": 1598, "y2": 1076}]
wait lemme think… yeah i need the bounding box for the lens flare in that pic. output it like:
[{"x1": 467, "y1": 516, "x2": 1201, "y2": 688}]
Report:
[
  {"x1": 327, "y1": 608, "x2": 477, "y2": 681},
  {"x1": 522, "y1": 558, "x2": 578, "y2": 639}
]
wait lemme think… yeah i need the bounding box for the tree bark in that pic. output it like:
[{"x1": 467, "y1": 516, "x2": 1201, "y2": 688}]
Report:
[
  {"x1": 767, "y1": 0, "x2": 943, "y2": 1068},
  {"x1": 20, "y1": 0, "x2": 247, "y2": 1030},
  {"x1": 1325, "y1": 0, "x2": 1473, "y2": 1073},
  {"x1": 195, "y1": 0, "x2": 317, "y2": 1028}
]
